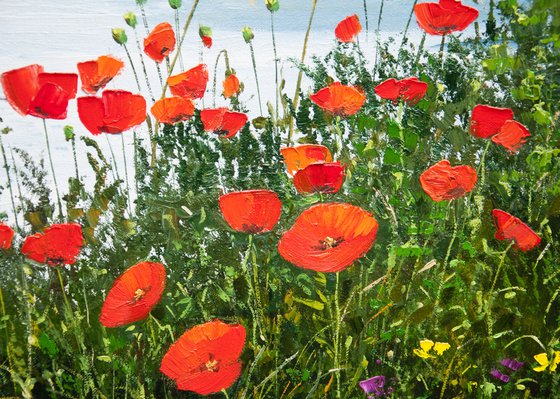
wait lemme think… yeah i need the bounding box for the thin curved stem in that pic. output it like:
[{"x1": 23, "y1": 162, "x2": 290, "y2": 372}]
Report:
[
  {"x1": 42, "y1": 120, "x2": 63, "y2": 220},
  {"x1": 249, "y1": 42, "x2": 264, "y2": 116},
  {"x1": 0, "y1": 134, "x2": 20, "y2": 231},
  {"x1": 271, "y1": 12, "x2": 279, "y2": 124}
]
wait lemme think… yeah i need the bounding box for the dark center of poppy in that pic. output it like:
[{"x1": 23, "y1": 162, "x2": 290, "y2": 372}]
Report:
[
  {"x1": 242, "y1": 223, "x2": 264, "y2": 234},
  {"x1": 204, "y1": 354, "x2": 221, "y2": 372},
  {"x1": 447, "y1": 186, "x2": 465, "y2": 198},
  {"x1": 319, "y1": 236, "x2": 343, "y2": 250},
  {"x1": 129, "y1": 286, "x2": 151, "y2": 304},
  {"x1": 214, "y1": 129, "x2": 230, "y2": 137}
]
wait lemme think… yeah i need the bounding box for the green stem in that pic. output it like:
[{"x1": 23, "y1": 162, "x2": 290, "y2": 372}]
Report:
[
  {"x1": 249, "y1": 42, "x2": 264, "y2": 116},
  {"x1": 334, "y1": 272, "x2": 342, "y2": 398},
  {"x1": 241, "y1": 235, "x2": 262, "y2": 346},
  {"x1": 212, "y1": 50, "x2": 231, "y2": 107},
  {"x1": 398, "y1": 0, "x2": 419, "y2": 58},
  {"x1": 373, "y1": 0, "x2": 384, "y2": 78},
  {"x1": 71, "y1": 135, "x2": 79, "y2": 180},
  {"x1": 10, "y1": 148, "x2": 25, "y2": 222},
  {"x1": 42, "y1": 120, "x2": 63, "y2": 220},
  {"x1": 288, "y1": 0, "x2": 317, "y2": 143},
  {"x1": 439, "y1": 34, "x2": 446, "y2": 66},
  {"x1": 105, "y1": 135, "x2": 121, "y2": 182},
  {"x1": 363, "y1": 0, "x2": 369, "y2": 40},
  {"x1": 121, "y1": 134, "x2": 132, "y2": 214},
  {"x1": 132, "y1": 30, "x2": 155, "y2": 102},
  {"x1": 490, "y1": 243, "x2": 514, "y2": 293},
  {"x1": 412, "y1": 32, "x2": 427, "y2": 74},
  {"x1": 0, "y1": 134, "x2": 20, "y2": 231},
  {"x1": 174, "y1": 9, "x2": 185, "y2": 71},
  {"x1": 270, "y1": 12, "x2": 279, "y2": 124}
]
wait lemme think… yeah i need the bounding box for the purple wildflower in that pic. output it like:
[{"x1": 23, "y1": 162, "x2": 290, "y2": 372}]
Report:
[
  {"x1": 490, "y1": 369, "x2": 510, "y2": 383},
  {"x1": 359, "y1": 375, "x2": 386, "y2": 397},
  {"x1": 500, "y1": 358, "x2": 524, "y2": 371}
]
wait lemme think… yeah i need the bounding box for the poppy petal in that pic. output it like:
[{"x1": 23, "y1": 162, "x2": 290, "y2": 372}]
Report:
[
  {"x1": 38, "y1": 73, "x2": 78, "y2": 99},
  {"x1": 168, "y1": 64, "x2": 208, "y2": 99},
  {"x1": 278, "y1": 203, "x2": 378, "y2": 273},
  {"x1": 414, "y1": 0, "x2": 479, "y2": 36},
  {"x1": 293, "y1": 162, "x2": 345, "y2": 194},
  {"x1": 77, "y1": 55, "x2": 124, "y2": 94},
  {"x1": 1, "y1": 64, "x2": 44, "y2": 115},
  {"x1": 219, "y1": 190, "x2": 282, "y2": 234},
  {"x1": 310, "y1": 82, "x2": 366, "y2": 117},
  {"x1": 21, "y1": 224, "x2": 83, "y2": 266},
  {"x1": 420, "y1": 160, "x2": 477, "y2": 202},
  {"x1": 375, "y1": 77, "x2": 428, "y2": 104},
  {"x1": 491, "y1": 120, "x2": 530, "y2": 152},
  {"x1": 160, "y1": 320, "x2": 246, "y2": 395},
  {"x1": 492, "y1": 209, "x2": 541, "y2": 251},
  {"x1": 470, "y1": 105, "x2": 514, "y2": 139},
  {"x1": 151, "y1": 96, "x2": 195, "y2": 124},
  {"x1": 374, "y1": 78, "x2": 401, "y2": 102},
  {"x1": 0, "y1": 224, "x2": 14, "y2": 250},
  {"x1": 28, "y1": 83, "x2": 71, "y2": 119},
  {"x1": 280, "y1": 144, "x2": 333, "y2": 176},
  {"x1": 144, "y1": 22, "x2": 176, "y2": 63},
  {"x1": 223, "y1": 74, "x2": 240, "y2": 98},
  {"x1": 335, "y1": 14, "x2": 362, "y2": 43},
  {"x1": 99, "y1": 261, "x2": 166, "y2": 328},
  {"x1": 202, "y1": 36, "x2": 212, "y2": 48},
  {"x1": 200, "y1": 108, "x2": 247, "y2": 138}
]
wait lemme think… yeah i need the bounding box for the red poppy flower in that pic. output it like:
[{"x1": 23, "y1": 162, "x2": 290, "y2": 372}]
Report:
[
  {"x1": 219, "y1": 190, "x2": 282, "y2": 234},
  {"x1": 21, "y1": 224, "x2": 83, "y2": 266},
  {"x1": 491, "y1": 120, "x2": 531, "y2": 153},
  {"x1": 310, "y1": 82, "x2": 366, "y2": 117},
  {"x1": 77, "y1": 55, "x2": 124, "y2": 94},
  {"x1": 77, "y1": 90, "x2": 146, "y2": 135},
  {"x1": 99, "y1": 261, "x2": 166, "y2": 328},
  {"x1": 278, "y1": 203, "x2": 378, "y2": 273},
  {"x1": 168, "y1": 64, "x2": 208, "y2": 99},
  {"x1": 280, "y1": 144, "x2": 333, "y2": 176},
  {"x1": 200, "y1": 108, "x2": 248, "y2": 138},
  {"x1": 470, "y1": 105, "x2": 514, "y2": 139},
  {"x1": 492, "y1": 209, "x2": 541, "y2": 252},
  {"x1": 414, "y1": 0, "x2": 479, "y2": 36},
  {"x1": 160, "y1": 320, "x2": 246, "y2": 395},
  {"x1": 420, "y1": 160, "x2": 477, "y2": 202},
  {"x1": 151, "y1": 96, "x2": 195, "y2": 125},
  {"x1": 293, "y1": 162, "x2": 345, "y2": 195},
  {"x1": 223, "y1": 74, "x2": 240, "y2": 98},
  {"x1": 202, "y1": 36, "x2": 212, "y2": 48},
  {"x1": 144, "y1": 22, "x2": 176, "y2": 63},
  {"x1": 0, "y1": 224, "x2": 14, "y2": 250},
  {"x1": 1, "y1": 64, "x2": 77, "y2": 119},
  {"x1": 374, "y1": 77, "x2": 428, "y2": 105},
  {"x1": 335, "y1": 14, "x2": 362, "y2": 43}
]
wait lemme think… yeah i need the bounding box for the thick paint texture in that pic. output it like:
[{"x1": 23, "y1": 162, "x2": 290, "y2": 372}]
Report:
[
  {"x1": 21, "y1": 224, "x2": 83, "y2": 266},
  {"x1": 219, "y1": 190, "x2": 282, "y2": 234},
  {"x1": 0, "y1": 224, "x2": 14, "y2": 250},
  {"x1": 491, "y1": 120, "x2": 531, "y2": 152},
  {"x1": 414, "y1": 0, "x2": 479, "y2": 36},
  {"x1": 280, "y1": 144, "x2": 333, "y2": 176},
  {"x1": 168, "y1": 64, "x2": 208, "y2": 99},
  {"x1": 492, "y1": 209, "x2": 541, "y2": 251},
  {"x1": 160, "y1": 320, "x2": 246, "y2": 395},
  {"x1": 310, "y1": 82, "x2": 366, "y2": 116},
  {"x1": 77, "y1": 90, "x2": 146, "y2": 134},
  {"x1": 420, "y1": 160, "x2": 477, "y2": 202},
  {"x1": 335, "y1": 14, "x2": 362, "y2": 43},
  {"x1": 470, "y1": 104, "x2": 515, "y2": 139},
  {"x1": 222, "y1": 74, "x2": 240, "y2": 98},
  {"x1": 144, "y1": 22, "x2": 176, "y2": 63},
  {"x1": 293, "y1": 162, "x2": 345, "y2": 194},
  {"x1": 200, "y1": 107, "x2": 248, "y2": 138},
  {"x1": 77, "y1": 55, "x2": 124, "y2": 94},
  {"x1": 374, "y1": 77, "x2": 428, "y2": 105},
  {"x1": 278, "y1": 203, "x2": 378, "y2": 272},
  {"x1": 99, "y1": 261, "x2": 166, "y2": 328},
  {"x1": 151, "y1": 96, "x2": 195, "y2": 124}
]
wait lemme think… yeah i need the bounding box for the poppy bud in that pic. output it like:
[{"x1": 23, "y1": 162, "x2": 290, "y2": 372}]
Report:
[
  {"x1": 242, "y1": 26, "x2": 254, "y2": 43},
  {"x1": 168, "y1": 0, "x2": 182, "y2": 9},
  {"x1": 63, "y1": 125, "x2": 75, "y2": 141},
  {"x1": 124, "y1": 12, "x2": 137, "y2": 28},
  {"x1": 265, "y1": 0, "x2": 280, "y2": 12},
  {"x1": 112, "y1": 28, "x2": 128, "y2": 45},
  {"x1": 136, "y1": 0, "x2": 148, "y2": 5},
  {"x1": 199, "y1": 25, "x2": 212, "y2": 48}
]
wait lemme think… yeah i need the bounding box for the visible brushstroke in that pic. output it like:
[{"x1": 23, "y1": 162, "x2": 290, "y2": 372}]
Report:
[
  {"x1": 420, "y1": 160, "x2": 477, "y2": 202},
  {"x1": 470, "y1": 104, "x2": 514, "y2": 139},
  {"x1": 280, "y1": 144, "x2": 333, "y2": 176},
  {"x1": 77, "y1": 55, "x2": 124, "y2": 94},
  {"x1": 374, "y1": 77, "x2": 428, "y2": 105},
  {"x1": 99, "y1": 261, "x2": 166, "y2": 328},
  {"x1": 533, "y1": 351, "x2": 560, "y2": 372},
  {"x1": 219, "y1": 190, "x2": 282, "y2": 234},
  {"x1": 335, "y1": 14, "x2": 362, "y2": 43},
  {"x1": 491, "y1": 120, "x2": 531, "y2": 153},
  {"x1": 500, "y1": 358, "x2": 524, "y2": 371},
  {"x1": 414, "y1": 0, "x2": 479, "y2": 36},
  {"x1": 359, "y1": 375, "x2": 388, "y2": 397},
  {"x1": 199, "y1": 24, "x2": 213, "y2": 48},
  {"x1": 160, "y1": 320, "x2": 246, "y2": 395},
  {"x1": 167, "y1": 63, "x2": 208, "y2": 99},
  {"x1": 492, "y1": 209, "x2": 541, "y2": 252},
  {"x1": 151, "y1": 96, "x2": 195, "y2": 124},
  {"x1": 310, "y1": 82, "x2": 366, "y2": 117},
  {"x1": 1, "y1": 65, "x2": 77, "y2": 119},
  {"x1": 277, "y1": 203, "x2": 378, "y2": 273},
  {"x1": 0, "y1": 223, "x2": 14, "y2": 250},
  {"x1": 293, "y1": 162, "x2": 345, "y2": 195},
  {"x1": 200, "y1": 108, "x2": 248, "y2": 139},
  {"x1": 413, "y1": 339, "x2": 450, "y2": 358},
  {"x1": 489, "y1": 369, "x2": 510, "y2": 383},
  {"x1": 222, "y1": 73, "x2": 240, "y2": 98},
  {"x1": 143, "y1": 22, "x2": 176, "y2": 63},
  {"x1": 21, "y1": 224, "x2": 83, "y2": 266},
  {"x1": 77, "y1": 90, "x2": 146, "y2": 134}
]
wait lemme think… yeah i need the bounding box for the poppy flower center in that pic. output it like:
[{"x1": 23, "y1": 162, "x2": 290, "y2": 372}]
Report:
[
  {"x1": 321, "y1": 236, "x2": 343, "y2": 250},
  {"x1": 205, "y1": 355, "x2": 220, "y2": 372},
  {"x1": 133, "y1": 288, "x2": 147, "y2": 302}
]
